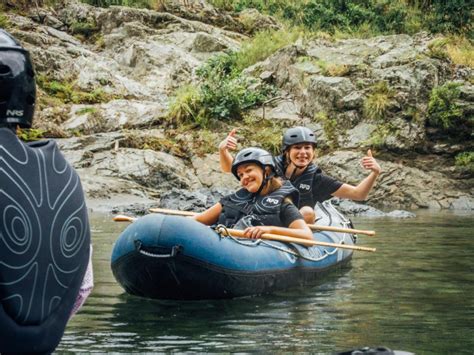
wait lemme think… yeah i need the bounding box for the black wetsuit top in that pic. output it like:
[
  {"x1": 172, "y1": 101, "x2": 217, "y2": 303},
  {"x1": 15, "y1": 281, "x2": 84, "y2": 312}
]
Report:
[
  {"x1": 274, "y1": 155, "x2": 342, "y2": 208},
  {"x1": 218, "y1": 180, "x2": 301, "y2": 228},
  {"x1": 0, "y1": 128, "x2": 90, "y2": 353}
]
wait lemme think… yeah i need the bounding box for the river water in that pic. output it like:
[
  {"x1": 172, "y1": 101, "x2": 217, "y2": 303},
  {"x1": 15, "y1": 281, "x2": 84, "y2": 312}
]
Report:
[{"x1": 56, "y1": 210, "x2": 473, "y2": 354}]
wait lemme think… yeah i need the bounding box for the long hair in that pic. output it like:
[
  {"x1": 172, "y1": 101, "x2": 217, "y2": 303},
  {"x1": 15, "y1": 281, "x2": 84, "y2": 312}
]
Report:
[
  {"x1": 260, "y1": 167, "x2": 296, "y2": 205},
  {"x1": 282, "y1": 145, "x2": 316, "y2": 171}
]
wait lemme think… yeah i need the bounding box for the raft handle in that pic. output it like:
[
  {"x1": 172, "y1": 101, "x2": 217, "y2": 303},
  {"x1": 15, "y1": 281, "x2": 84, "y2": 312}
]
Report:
[{"x1": 134, "y1": 240, "x2": 182, "y2": 258}]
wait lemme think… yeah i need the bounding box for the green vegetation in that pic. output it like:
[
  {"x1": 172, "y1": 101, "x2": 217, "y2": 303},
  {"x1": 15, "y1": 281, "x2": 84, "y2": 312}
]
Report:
[
  {"x1": 241, "y1": 115, "x2": 284, "y2": 155},
  {"x1": 363, "y1": 124, "x2": 393, "y2": 148},
  {"x1": 167, "y1": 52, "x2": 277, "y2": 127},
  {"x1": 80, "y1": 0, "x2": 164, "y2": 10},
  {"x1": 16, "y1": 128, "x2": 45, "y2": 142},
  {"x1": 314, "y1": 112, "x2": 338, "y2": 149},
  {"x1": 76, "y1": 107, "x2": 98, "y2": 115},
  {"x1": 189, "y1": 129, "x2": 221, "y2": 156},
  {"x1": 316, "y1": 60, "x2": 350, "y2": 77},
  {"x1": 455, "y1": 151, "x2": 474, "y2": 172},
  {"x1": 70, "y1": 19, "x2": 100, "y2": 38},
  {"x1": 0, "y1": 13, "x2": 11, "y2": 29},
  {"x1": 363, "y1": 81, "x2": 396, "y2": 120},
  {"x1": 168, "y1": 85, "x2": 203, "y2": 126},
  {"x1": 121, "y1": 130, "x2": 188, "y2": 157},
  {"x1": 428, "y1": 36, "x2": 474, "y2": 68},
  {"x1": 427, "y1": 82, "x2": 463, "y2": 130},
  {"x1": 37, "y1": 74, "x2": 118, "y2": 104},
  {"x1": 72, "y1": 0, "x2": 472, "y2": 36},
  {"x1": 208, "y1": 0, "x2": 472, "y2": 36},
  {"x1": 2, "y1": 0, "x2": 63, "y2": 10},
  {"x1": 234, "y1": 28, "x2": 302, "y2": 71}
]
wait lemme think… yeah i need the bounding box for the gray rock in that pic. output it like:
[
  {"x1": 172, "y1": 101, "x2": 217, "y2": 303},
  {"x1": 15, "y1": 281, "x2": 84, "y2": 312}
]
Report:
[
  {"x1": 237, "y1": 9, "x2": 280, "y2": 33},
  {"x1": 332, "y1": 199, "x2": 386, "y2": 217},
  {"x1": 15, "y1": 1, "x2": 470, "y2": 211},
  {"x1": 191, "y1": 154, "x2": 240, "y2": 189},
  {"x1": 317, "y1": 150, "x2": 471, "y2": 210},
  {"x1": 341, "y1": 91, "x2": 364, "y2": 110},
  {"x1": 192, "y1": 32, "x2": 228, "y2": 52},
  {"x1": 331, "y1": 199, "x2": 415, "y2": 218},
  {"x1": 450, "y1": 196, "x2": 474, "y2": 210},
  {"x1": 90, "y1": 148, "x2": 202, "y2": 190},
  {"x1": 159, "y1": 187, "x2": 233, "y2": 211},
  {"x1": 385, "y1": 210, "x2": 416, "y2": 218},
  {"x1": 64, "y1": 100, "x2": 168, "y2": 133},
  {"x1": 307, "y1": 38, "x2": 380, "y2": 66},
  {"x1": 342, "y1": 122, "x2": 377, "y2": 148},
  {"x1": 251, "y1": 99, "x2": 302, "y2": 122}
]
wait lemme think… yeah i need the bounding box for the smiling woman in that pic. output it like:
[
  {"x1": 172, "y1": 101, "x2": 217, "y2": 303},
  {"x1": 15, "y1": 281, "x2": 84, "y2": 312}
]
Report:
[
  {"x1": 219, "y1": 126, "x2": 382, "y2": 224},
  {"x1": 193, "y1": 147, "x2": 313, "y2": 241}
]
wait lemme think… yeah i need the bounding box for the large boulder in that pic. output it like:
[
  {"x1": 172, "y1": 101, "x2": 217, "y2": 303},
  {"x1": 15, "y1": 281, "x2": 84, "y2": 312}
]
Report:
[{"x1": 318, "y1": 151, "x2": 473, "y2": 210}]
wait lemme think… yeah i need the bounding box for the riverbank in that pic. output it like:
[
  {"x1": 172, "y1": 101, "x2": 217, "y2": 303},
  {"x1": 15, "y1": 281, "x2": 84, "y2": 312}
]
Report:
[{"x1": 3, "y1": 0, "x2": 473, "y2": 211}]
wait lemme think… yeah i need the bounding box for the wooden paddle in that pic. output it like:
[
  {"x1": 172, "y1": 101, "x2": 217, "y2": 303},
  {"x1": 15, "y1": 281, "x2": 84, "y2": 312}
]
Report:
[
  {"x1": 149, "y1": 207, "x2": 376, "y2": 236},
  {"x1": 113, "y1": 215, "x2": 137, "y2": 222},
  {"x1": 113, "y1": 215, "x2": 376, "y2": 252},
  {"x1": 217, "y1": 227, "x2": 375, "y2": 252}
]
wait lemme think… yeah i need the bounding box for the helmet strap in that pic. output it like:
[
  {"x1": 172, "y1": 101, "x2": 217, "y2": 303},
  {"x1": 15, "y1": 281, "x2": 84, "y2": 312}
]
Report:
[
  {"x1": 287, "y1": 161, "x2": 308, "y2": 180},
  {"x1": 256, "y1": 168, "x2": 275, "y2": 196}
]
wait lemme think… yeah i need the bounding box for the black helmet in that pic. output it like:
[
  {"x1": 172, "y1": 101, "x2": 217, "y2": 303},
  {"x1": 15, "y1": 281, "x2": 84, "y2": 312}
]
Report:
[
  {"x1": 231, "y1": 147, "x2": 275, "y2": 181},
  {"x1": 0, "y1": 29, "x2": 36, "y2": 128},
  {"x1": 282, "y1": 126, "x2": 316, "y2": 152}
]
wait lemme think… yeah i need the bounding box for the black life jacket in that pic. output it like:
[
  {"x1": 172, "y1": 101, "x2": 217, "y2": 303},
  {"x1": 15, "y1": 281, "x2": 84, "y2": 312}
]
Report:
[
  {"x1": 275, "y1": 155, "x2": 322, "y2": 208},
  {"x1": 0, "y1": 128, "x2": 90, "y2": 354},
  {"x1": 217, "y1": 180, "x2": 299, "y2": 228}
]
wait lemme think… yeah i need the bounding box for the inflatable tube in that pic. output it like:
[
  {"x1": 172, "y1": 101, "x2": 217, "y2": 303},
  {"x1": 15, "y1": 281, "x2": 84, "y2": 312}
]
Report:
[{"x1": 111, "y1": 202, "x2": 355, "y2": 300}]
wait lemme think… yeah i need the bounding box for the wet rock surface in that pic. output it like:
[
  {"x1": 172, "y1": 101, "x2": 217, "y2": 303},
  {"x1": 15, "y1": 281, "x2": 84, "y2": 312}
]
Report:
[{"x1": 5, "y1": 0, "x2": 472, "y2": 213}]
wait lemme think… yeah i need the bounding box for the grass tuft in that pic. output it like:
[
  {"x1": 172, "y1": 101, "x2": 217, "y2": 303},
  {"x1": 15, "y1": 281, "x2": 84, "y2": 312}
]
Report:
[{"x1": 363, "y1": 81, "x2": 395, "y2": 120}]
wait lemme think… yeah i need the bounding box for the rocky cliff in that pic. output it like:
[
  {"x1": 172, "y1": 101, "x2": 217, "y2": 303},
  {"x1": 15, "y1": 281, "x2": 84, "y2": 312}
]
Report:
[{"x1": 4, "y1": 0, "x2": 473, "y2": 211}]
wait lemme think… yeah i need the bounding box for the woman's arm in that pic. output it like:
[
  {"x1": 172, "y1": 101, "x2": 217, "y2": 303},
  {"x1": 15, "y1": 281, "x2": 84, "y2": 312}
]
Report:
[
  {"x1": 218, "y1": 129, "x2": 237, "y2": 173},
  {"x1": 243, "y1": 219, "x2": 313, "y2": 240},
  {"x1": 193, "y1": 203, "x2": 222, "y2": 226},
  {"x1": 243, "y1": 201, "x2": 314, "y2": 240},
  {"x1": 332, "y1": 149, "x2": 381, "y2": 201}
]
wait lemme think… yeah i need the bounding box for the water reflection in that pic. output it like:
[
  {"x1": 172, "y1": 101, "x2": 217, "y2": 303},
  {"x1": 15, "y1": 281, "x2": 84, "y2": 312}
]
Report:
[{"x1": 57, "y1": 210, "x2": 474, "y2": 353}]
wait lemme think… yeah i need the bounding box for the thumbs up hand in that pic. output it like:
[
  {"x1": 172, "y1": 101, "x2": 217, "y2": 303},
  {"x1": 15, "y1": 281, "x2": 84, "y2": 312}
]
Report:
[
  {"x1": 218, "y1": 128, "x2": 238, "y2": 152},
  {"x1": 361, "y1": 149, "x2": 381, "y2": 175}
]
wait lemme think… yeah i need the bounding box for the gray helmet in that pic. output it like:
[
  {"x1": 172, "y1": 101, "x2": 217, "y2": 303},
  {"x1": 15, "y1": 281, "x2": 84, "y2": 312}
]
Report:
[
  {"x1": 282, "y1": 126, "x2": 316, "y2": 152},
  {"x1": 0, "y1": 29, "x2": 36, "y2": 128},
  {"x1": 231, "y1": 147, "x2": 275, "y2": 181}
]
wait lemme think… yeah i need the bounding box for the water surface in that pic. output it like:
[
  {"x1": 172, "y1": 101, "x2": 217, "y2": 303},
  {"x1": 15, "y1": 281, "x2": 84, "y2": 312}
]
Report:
[{"x1": 57, "y1": 210, "x2": 474, "y2": 354}]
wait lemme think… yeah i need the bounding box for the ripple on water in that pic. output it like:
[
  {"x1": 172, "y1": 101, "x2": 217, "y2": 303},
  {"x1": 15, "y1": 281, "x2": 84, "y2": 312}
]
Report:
[{"x1": 57, "y1": 211, "x2": 474, "y2": 353}]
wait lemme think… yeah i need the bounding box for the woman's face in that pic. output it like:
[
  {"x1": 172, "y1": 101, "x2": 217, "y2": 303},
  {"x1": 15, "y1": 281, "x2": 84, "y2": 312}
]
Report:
[
  {"x1": 236, "y1": 163, "x2": 264, "y2": 193},
  {"x1": 288, "y1": 143, "x2": 315, "y2": 168}
]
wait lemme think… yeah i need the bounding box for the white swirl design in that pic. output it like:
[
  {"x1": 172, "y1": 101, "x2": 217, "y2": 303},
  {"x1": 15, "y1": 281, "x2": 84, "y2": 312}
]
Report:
[{"x1": 0, "y1": 129, "x2": 89, "y2": 325}]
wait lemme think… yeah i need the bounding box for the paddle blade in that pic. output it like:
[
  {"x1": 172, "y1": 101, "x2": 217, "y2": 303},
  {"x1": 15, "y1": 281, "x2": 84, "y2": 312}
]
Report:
[{"x1": 113, "y1": 215, "x2": 136, "y2": 223}]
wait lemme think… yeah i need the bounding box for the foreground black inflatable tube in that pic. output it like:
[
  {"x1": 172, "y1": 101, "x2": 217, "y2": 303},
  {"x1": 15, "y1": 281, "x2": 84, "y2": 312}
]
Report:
[
  {"x1": 111, "y1": 203, "x2": 355, "y2": 300},
  {"x1": 0, "y1": 128, "x2": 90, "y2": 353}
]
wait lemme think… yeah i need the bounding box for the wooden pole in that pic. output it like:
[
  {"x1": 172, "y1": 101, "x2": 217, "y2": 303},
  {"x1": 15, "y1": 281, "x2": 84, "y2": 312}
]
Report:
[
  {"x1": 113, "y1": 215, "x2": 376, "y2": 252},
  {"x1": 149, "y1": 208, "x2": 197, "y2": 216},
  {"x1": 113, "y1": 215, "x2": 136, "y2": 222},
  {"x1": 149, "y1": 208, "x2": 376, "y2": 236},
  {"x1": 219, "y1": 227, "x2": 376, "y2": 252},
  {"x1": 307, "y1": 224, "x2": 375, "y2": 236}
]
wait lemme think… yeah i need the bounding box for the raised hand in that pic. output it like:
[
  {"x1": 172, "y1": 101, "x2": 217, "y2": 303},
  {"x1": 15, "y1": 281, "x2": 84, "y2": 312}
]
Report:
[
  {"x1": 361, "y1": 149, "x2": 381, "y2": 175},
  {"x1": 218, "y1": 128, "x2": 238, "y2": 152}
]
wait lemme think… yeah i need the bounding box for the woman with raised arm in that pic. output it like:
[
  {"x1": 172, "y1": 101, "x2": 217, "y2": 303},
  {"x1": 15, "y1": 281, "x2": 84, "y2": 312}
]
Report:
[
  {"x1": 218, "y1": 127, "x2": 381, "y2": 223},
  {"x1": 194, "y1": 147, "x2": 313, "y2": 241}
]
